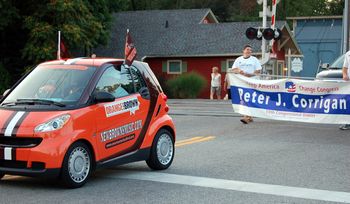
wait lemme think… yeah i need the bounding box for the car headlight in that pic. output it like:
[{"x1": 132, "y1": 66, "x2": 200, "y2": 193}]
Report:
[{"x1": 35, "y1": 114, "x2": 70, "y2": 133}]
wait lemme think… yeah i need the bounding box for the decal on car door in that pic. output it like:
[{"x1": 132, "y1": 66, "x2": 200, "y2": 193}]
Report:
[{"x1": 104, "y1": 96, "x2": 140, "y2": 117}]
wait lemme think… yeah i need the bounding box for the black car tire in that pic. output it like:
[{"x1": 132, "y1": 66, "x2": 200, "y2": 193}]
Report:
[
  {"x1": 146, "y1": 129, "x2": 175, "y2": 170},
  {"x1": 59, "y1": 142, "x2": 93, "y2": 188},
  {"x1": 0, "y1": 173, "x2": 4, "y2": 180}
]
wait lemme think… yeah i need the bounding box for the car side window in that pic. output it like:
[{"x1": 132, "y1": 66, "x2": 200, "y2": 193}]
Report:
[
  {"x1": 130, "y1": 66, "x2": 147, "y2": 92},
  {"x1": 120, "y1": 65, "x2": 135, "y2": 94},
  {"x1": 95, "y1": 66, "x2": 131, "y2": 98}
]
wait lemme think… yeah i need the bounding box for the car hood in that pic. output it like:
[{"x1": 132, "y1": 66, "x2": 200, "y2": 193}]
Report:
[
  {"x1": 316, "y1": 69, "x2": 342, "y2": 79},
  {"x1": 0, "y1": 109, "x2": 69, "y2": 137}
]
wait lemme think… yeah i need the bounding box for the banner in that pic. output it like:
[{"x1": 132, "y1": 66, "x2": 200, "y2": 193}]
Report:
[{"x1": 229, "y1": 74, "x2": 350, "y2": 124}]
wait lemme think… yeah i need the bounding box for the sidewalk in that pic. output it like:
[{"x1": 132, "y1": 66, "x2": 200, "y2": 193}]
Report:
[{"x1": 167, "y1": 99, "x2": 240, "y2": 117}]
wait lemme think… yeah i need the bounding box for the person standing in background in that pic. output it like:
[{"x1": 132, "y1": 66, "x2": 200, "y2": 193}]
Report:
[
  {"x1": 232, "y1": 44, "x2": 262, "y2": 124},
  {"x1": 340, "y1": 50, "x2": 350, "y2": 130},
  {"x1": 210, "y1": 66, "x2": 221, "y2": 100}
]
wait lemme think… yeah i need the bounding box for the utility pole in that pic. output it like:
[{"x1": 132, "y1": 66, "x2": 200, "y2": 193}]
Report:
[
  {"x1": 261, "y1": 0, "x2": 267, "y2": 65},
  {"x1": 344, "y1": 0, "x2": 349, "y2": 53}
]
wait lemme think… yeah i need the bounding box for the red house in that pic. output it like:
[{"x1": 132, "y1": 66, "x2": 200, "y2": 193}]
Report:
[{"x1": 95, "y1": 9, "x2": 302, "y2": 98}]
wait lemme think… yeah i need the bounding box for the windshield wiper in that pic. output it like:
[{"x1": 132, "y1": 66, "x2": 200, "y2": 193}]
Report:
[
  {"x1": 13, "y1": 98, "x2": 66, "y2": 107},
  {"x1": 1, "y1": 101, "x2": 17, "y2": 106}
]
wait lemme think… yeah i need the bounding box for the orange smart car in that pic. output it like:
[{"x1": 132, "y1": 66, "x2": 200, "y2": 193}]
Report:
[{"x1": 0, "y1": 58, "x2": 175, "y2": 188}]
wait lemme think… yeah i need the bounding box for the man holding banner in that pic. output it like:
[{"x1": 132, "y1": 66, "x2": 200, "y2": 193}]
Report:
[
  {"x1": 231, "y1": 44, "x2": 262, "y2": 124},
  {"x1": 340, "y1": 50, "x2": 350, "y2": 130},
  {"x1": 229, "y1": 55, "x2": 350, "y2": 125}
]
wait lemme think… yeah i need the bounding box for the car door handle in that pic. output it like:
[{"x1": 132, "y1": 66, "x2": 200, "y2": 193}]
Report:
[{"x1": 139, "y1": 87, "x2": 150, "y2": 100}]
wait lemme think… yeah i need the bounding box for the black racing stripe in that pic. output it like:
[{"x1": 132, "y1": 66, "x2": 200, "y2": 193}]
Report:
[
  {"x1": 0, "y1": 148, "x2": 3, "y2": 160},
  {"x1": 12, "y1": 148, "x2": 16, "y2": 161},
  {"x1": 0, "y1": 111, "x2": 17, "y2": 135},
  {"x1": 12, "y1": 112, "x2": 29, "y2": 137}
]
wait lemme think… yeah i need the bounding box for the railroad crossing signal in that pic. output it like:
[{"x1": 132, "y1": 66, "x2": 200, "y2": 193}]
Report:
[{"x1": 245, "y1": 27, "x2": 282, "y2": 40}]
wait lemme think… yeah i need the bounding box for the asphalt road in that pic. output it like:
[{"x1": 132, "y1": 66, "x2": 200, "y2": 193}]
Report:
[{"x1": 1, "y1": 99, "x2": 350, "y2": 204}]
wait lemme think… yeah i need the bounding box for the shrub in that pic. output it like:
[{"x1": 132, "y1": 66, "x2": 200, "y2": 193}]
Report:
[
  {"x1": 0, "y1": 63, "x2": 12, "y2": 94},
  {"x1": 166, "y1": 72, "x2": 207, "y2": 99},
  {"x1": 157, "y1": 74, "x2": 173, "y2": 98}
]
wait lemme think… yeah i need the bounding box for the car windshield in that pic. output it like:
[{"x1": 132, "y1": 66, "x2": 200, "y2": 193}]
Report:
[
  {"x1": 1, "y1": 64, "x2": 96, "y2": 107},
  {"x1": 329, "y1": 54, "x2": 345, "y2": 69}
]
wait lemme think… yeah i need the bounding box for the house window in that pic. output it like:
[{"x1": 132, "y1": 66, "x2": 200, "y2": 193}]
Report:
[
  {"x1": 227, "y1": 59, "x2": 234, "y2": 70},
  {"x1": 167, "y1": 60, "x2": 182, "y2": 74},
  {"x1": 277, "y1": 60, "x2": 285, "y2": 76}
]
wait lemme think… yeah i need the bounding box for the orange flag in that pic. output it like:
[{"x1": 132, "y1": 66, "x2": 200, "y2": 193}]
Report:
[
  {"x1": 57, "y1": 31, "x2": 71, "y2": 59},
  {"x1": 60, "y1": 38, "x2": 71, "y2": 59},
  {"x1": 124, "y1": 29, "x2": 137, "y2": 66}
]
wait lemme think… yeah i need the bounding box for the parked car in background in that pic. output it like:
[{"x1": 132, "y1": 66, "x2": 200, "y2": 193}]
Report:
[{"x1": 316, "y1": 54, "x2": 345, "y2": 81}]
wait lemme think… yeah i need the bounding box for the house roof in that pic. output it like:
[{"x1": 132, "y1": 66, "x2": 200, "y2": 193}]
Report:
[
  {"x1": 94, "y1": 9, "x2": 300, "y2": 59},
  {"x1": 286, "y1": 16, "x2": 343, "y2": 20}
]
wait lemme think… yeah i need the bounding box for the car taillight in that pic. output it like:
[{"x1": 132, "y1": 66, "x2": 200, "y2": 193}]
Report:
[{"x1": 164, "y1": 105, "x2": 169, "y2": 112}]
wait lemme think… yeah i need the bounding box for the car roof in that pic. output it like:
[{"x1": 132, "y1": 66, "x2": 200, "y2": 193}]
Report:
[{"x1": 39, "y1": 58, "x2": 125, "y2": 67}]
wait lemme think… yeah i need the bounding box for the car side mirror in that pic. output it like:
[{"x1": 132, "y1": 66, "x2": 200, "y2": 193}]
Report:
[
  {"x1": 93, "y1": 91, "x2": 115, "y2": 103},
  {"x1": 3, "y1": 89, "x2": 10, "y2": 96},
  {"x1": 1, "y1": 89, "x2": 10, "y2": 100},
  {"x1": 321, "y1": 63, "x2": 330, "y2": 70}
]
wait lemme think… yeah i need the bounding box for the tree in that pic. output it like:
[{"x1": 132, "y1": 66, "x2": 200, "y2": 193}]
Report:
[
  {"x1": 326, "y1": 0, "x2": 345, "y2": 15},
  {"x1": 124, "y1": 0, "x2": 345, "y2": 22},
  {"x1": 0, "y1": 0, "x2": 127, "y2": 86},
  {"x1": 22, "y1": 0, "x2": 106, "y2": 64},
  {"x1": 278, "y1": 0, "x2": 344, "y2": 19},
  {"x1": 0, "y1": 0, "x2": 19, "y2": 30}
]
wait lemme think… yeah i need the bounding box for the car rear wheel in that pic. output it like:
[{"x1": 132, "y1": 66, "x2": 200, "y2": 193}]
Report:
[
  {"x1": 146, "y1": 129, "x2": 174, "y2": 170},
  {"x1": 60, "y1": 142, "x2": 92, "y2": 188}
]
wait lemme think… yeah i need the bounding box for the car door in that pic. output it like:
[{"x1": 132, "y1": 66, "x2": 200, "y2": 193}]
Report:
[{"x1": 94, "y1": 65, "x2": 150, "y2": 161}]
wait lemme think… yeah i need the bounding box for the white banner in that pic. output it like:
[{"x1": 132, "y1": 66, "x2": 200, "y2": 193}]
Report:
[{"x1": 229, "y1": 74, "x2": 350, "y2": 124}]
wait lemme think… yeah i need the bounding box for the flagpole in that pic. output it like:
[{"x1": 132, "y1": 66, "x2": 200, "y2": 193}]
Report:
[
  {"x1": 124, "y1": 29, "x2": 127, "y2": 65},
  {"x1": 57, "y1": 31, "x2": 61, "y2": 60},
  {"x1": 124, "y1": 29, "x2": 136, "y2": 92}
]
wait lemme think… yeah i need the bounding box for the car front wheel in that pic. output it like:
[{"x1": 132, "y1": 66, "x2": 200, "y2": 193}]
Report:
[
  {"x1": 146, "y1": 129, "x2": 175, "y2": 170},
  {"x1": 60, "y1": 142, "x2": 93, "y2": 188}
]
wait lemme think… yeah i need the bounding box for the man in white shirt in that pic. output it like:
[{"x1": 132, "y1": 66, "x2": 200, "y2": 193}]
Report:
[
  {"x1": 340, "y1": 51, "x2": 350, "y2": 130},
  {"x1": 232, "y1": 44, "x2": 262, "y2": 124}
]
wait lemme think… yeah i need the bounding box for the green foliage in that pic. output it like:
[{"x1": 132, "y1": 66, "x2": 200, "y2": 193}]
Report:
[
  {"x1": 126, "y1": 0, "x2": 345, "y2": 22},
  {"x1": 277, "y1": 0, "x2": 344, "y2": 19},
  {"x1": 0, "y1": 63, "x2": 12, "y2": 94},
  {"x1": 166, "y1": 72, "x2": 207, "y2": 99},
  {"x1": 128, "y1": 0, "x2": 241, "y2": 22},
  {"x1": 0, "y1": 0, "x2": 19, "y2": 30},
  {"x1": 22, "y1": 0, "x2": 109, "y2": 63},
  {"x1": 0, "y1": 0, "x2": 127, "y2": 84}
]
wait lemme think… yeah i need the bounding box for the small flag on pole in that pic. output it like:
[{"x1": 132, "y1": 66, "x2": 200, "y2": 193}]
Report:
[
  {"x1": 124, "y1": 29, "x2": 137, "y2": 66},
  {"x1": 57, "y1": 31, "x2": 71, "y2": 60}
]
